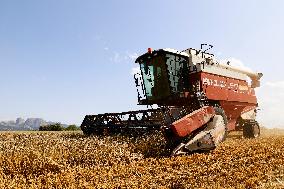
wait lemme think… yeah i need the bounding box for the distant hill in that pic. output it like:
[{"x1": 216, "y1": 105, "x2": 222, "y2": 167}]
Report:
[{"x1": 0, "y1": 118, "x2": 68, "y2": 131}]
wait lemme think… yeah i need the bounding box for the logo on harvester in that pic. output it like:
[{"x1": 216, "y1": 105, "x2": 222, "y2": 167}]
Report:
[
  {"x1": 202, "y1": 78, "x2": 226, "y2": 88},
  {"x1": 202, "y1": 78, "x2": 249, "y2": 92}
]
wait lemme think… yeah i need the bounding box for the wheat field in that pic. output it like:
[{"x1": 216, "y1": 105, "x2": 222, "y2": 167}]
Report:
[{"x1": 0, "y1": 128, "x2": 283, "y2": 188}]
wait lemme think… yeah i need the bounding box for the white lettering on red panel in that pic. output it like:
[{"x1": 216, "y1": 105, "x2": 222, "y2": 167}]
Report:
[
  {"x1": 202, "y1": 78, "x2": 226, "y2": 88},
  {"x1": 202, "y1": 78, "x2": 249, "y2": 93}
]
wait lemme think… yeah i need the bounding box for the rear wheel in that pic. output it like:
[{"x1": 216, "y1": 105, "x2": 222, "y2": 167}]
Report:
[{"x1": 243, "y1": 120, "x2": 260, "y2": 138}]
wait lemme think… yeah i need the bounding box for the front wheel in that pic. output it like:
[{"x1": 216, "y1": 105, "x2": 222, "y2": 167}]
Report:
[
  {"x1": 213, "y1": 106, "x2": 228, "y2": 142},
  {"x1": 243, "y1": 120, "x2": 260, "y2": 138}
]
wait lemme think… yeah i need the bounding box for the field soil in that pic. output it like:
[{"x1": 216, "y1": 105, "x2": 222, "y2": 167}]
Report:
[{"x1": 0, "y1": 128, "x2": 283, "y2": 188}]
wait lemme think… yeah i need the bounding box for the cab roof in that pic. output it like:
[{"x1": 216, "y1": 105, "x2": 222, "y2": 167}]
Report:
[{"x1": 135, "y1": 48, "x2": 189, "y2": 63}]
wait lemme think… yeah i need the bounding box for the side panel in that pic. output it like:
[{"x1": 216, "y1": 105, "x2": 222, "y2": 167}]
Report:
[
  {"x1": 188, "y1": 72, "x2": 258, "y2": 131},
  {"x1": 200, "y1": 72, "x2": 257, "y2": 104},
  {"x1": 201, "y1": 73, "x2": 228, "y2": 100}
]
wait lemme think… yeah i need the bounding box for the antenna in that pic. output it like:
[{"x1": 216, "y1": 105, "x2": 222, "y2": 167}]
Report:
[{"x1": 201, "y1": 44, "x2": 213, "y2": 53}]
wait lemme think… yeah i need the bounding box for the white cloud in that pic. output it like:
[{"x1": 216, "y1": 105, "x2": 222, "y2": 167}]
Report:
[
  {"x1": 109, "y1": 52, "x2": 119, "y2": 63},
  {"x1": 126, "y1": 52, "x2": 139, "y2": 61},
  {"x1": 257, "y1": 80, "x2": 284, "y2": 128},
  {"x1": 113, "y1": 52, "x2": 121, "y2": 63},
  {"x1": 104, "y1": 47, "x2": 109, "y2": 51},
  {"x1": 265, "y1": 81, "x2": 284, "y2": 88},
  {"x1": 110, "y1": 51, "x2": 139, "y2": 63},
  {"x1": 131, "y1": 66, "x2": 140, "y2": 75}
]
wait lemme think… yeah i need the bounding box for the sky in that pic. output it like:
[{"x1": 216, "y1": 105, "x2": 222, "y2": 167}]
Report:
[{"x1": 0, "y1": 0, "x2": 283, "y2": 128}]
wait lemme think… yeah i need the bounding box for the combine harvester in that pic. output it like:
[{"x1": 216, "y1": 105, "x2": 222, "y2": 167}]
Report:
[{"x1": 81, "y1": 44, "x2": 263, "y2": 156}]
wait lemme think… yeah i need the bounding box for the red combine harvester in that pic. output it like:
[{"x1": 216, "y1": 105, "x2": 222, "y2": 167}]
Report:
[{"x1": 81, "y1": 44, "x2": 263, "y2": 155}]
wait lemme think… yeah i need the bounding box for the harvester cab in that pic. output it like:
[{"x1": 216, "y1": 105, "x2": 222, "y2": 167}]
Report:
[
  {"x1": 81, "y1": 45, "x2": 263, "y2": 156},
  {"x1": 134, "y1": 48, "x2": 190, "y2": 106}
]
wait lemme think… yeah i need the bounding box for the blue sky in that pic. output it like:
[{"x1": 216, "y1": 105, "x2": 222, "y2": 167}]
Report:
[{"x1": 0, "y1": 1, "x2": 283, "y2": 127}]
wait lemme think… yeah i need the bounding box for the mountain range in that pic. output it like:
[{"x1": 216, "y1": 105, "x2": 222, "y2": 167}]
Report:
[{"x1": 0, "y1": 118, "x2": 66, "y2": 131}]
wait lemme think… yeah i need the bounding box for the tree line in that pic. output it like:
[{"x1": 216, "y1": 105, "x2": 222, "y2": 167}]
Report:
[{"x1": 39, "y1": 123, "x2": 80, "y2": 131}]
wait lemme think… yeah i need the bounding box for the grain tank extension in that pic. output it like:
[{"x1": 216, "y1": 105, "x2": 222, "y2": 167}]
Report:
[{"x1": 81, "y1": 45, "x2": 263, "y2": 155}]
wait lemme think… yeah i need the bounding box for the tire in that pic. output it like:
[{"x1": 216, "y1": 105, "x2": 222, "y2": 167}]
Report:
[
  {"x1": 243, "y1": 120, "x2": 260, "y2": 138},
  {"x1": 213, "y1": 106, "x2": 228, "y2": 141}
]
